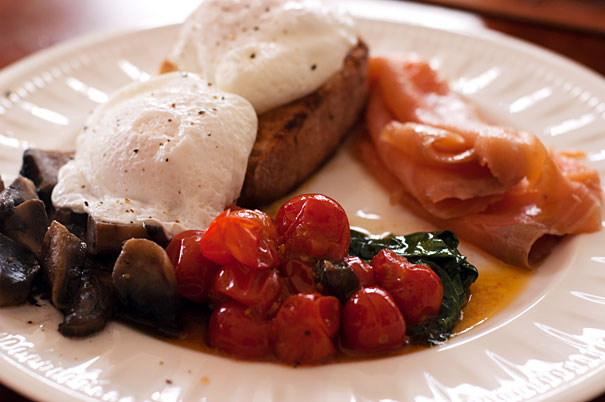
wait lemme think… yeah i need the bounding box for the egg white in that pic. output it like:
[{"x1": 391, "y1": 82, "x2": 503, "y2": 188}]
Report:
[
  {"x1": 51, "y1": 72, "x2": 258, "y2": 237},
  {"x1": 166, "y1": 0, "x2": 357, "y2": 113}
]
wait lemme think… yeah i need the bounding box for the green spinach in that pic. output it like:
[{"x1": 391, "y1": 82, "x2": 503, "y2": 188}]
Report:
[{"x1": 349, "y1": 229, "x2": 478, "y2": 345}]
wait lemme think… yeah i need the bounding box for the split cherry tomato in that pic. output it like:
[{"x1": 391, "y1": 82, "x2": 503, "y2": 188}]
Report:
[
  {"x1": 278, "y1": 259, "x2": 317, "y2": 295},
  {"x1": 271, "y1": 293, "x2": 340, "y2": 365},
  {"x1": 201, "y1": 209, "x2": 279, "y2": 270},
  {"x1": 274, "y1": 194, "x2": 350, "y2": 262},
  {"x1": 211, "y1": 261, "x2": 281, "y2": 317},
  {"x1": 209, "y1": 301, "x2": 271, "y2": 359},
  {"x1": 165, "y1": 230, "x2": 220, "y2": 303},
  {"x1": 370, "y1": 249, "x2": 443, "y2": 325},
  {"x1": 344, "y1": 256, "x2": 376, "y2": 287},
  {"x1": 341, "y1": 287, "x2": 406, "y2": 354}
]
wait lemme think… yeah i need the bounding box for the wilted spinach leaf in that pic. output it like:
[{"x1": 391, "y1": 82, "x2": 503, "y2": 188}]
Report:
[{"x1": 349, "y1": 229, "x2": 478, "y2": 345}]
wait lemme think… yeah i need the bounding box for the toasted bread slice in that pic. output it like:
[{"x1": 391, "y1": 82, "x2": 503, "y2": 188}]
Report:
[
  {"x1": 161, "y1": 41, "x2": 369, "y2": 207},
  {"x1": 240, "y1": 42, "x2": 369, "y2": 207}
]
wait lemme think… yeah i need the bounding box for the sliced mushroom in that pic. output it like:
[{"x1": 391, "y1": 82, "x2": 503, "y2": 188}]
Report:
[
  {"x1": 144, "y1": 224, "x2": 170, "y2": 247},
  {"x1": 0, "y1": 233, "x2": 40, "y2": 306},
  {"x1": 112, "y1": 238, "x2": 180, "y2": 336},
  {"x1": 1, "y1": 199, "x2": 48, "y2": 259},
  {"x1": 52, "y1": 208, "x2": 87, "y2": 239},
  {"x1": 0, "y1": 175, "x2": 4, "y2": 193},
  {"x1": 314, "y1": 259, "x2": 360, "y2": 304},
  {"x1": 40, "y1": 220, "x2": 87, "y2": 310},
  {"x1": 19, "y1": 149, "x2": 73, "y2": 208},
  {"x1": 59, "y1": 258, "x2": 116, "y2": 337},
  {"x1": 86, "y1": 216, "x2": 168, "y2": 255},
  {"x1": 0, "y1": 176, "x2": 38, "y2": 220}
]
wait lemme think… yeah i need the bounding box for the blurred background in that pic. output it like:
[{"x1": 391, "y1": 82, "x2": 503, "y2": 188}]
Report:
[
  {"x1": 0, "y1": 0, "x2": 604, "y2": 74},
  {"x1": 416, "y1": 0, "x2": 605, "y2": 33}
]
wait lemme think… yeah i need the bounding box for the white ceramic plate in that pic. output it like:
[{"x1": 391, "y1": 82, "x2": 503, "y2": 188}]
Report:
[{"x1": 1, "y1": 5, "x2": 605, "y2": 402}]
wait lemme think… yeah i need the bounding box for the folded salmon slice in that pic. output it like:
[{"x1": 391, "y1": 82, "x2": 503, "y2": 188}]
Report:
[{"x1": 365, "y1": 56, "x2": 603, "y2": 267}]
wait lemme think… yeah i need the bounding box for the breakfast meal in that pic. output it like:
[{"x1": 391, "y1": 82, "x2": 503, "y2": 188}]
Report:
[{"x1": 0, "y1": 0, "x2": 603, "y2": 367}]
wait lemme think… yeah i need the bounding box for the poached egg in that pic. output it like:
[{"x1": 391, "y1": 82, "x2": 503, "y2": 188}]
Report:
[
  {"x1": 51, "y1": 72, "x2": 258, "y2": 237},
  {"x1": 165, "y1": 0, "x2": 358, "y2": 114}
]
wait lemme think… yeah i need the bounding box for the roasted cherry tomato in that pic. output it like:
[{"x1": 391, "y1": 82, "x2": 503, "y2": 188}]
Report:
[
  {"x1": 271, "y1": 293, "x2": 340, "y2": 365},
  {"x1": 209, "y1": 301, "x2": 271, "y2": 359},
  {"x1": 278, "y1": 259, "x2": 317, "y2": 295},
  {"x1": 341, "y1": 287, "x2": 406, "y2": 354},
  {"x1": 201, "y1": 209, "x2": 279, "y2": 270},
  {"x1": 344, "y1": 256, "x2": 376, "y2": 287},
  {"x1": 274, "y1": 194, "x2": 350, "y2": 261},
  {"x1": 211, "y1": 261, "x2": 281, "y2": 317},
  {"x1": 370, "y1": 249, "x2": 443, "y2": 325},
  {"x1": 166, "y1": 230, "x2": 220, "y2": 303}
]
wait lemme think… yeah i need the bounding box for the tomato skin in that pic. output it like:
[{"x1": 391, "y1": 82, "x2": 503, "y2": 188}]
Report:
[
  {"x1": 211, "y1": 262, "x2": 281, "y2": 317},
  {"x1": 370, "y1": 249, "x2": 443, "y2": 325},
  {"x1": 278, "y1": 259, "x2": 317, "y2": 295},
  {"x1": 341, "y1": 287, "x2": 406, "y2": 354},
  {"x1": 165, "y1": 230, "x2": 220, "y2": 303},
  {"x1": 344, "y1": 256, "x2": 376, "y2": 287},
  {"x1": 209, "y1": 301, "x2": 271, "y2": 359},
  {"x1": 274, "y1": 194, "x2": 350, "y2": 262},
  {"x1": 271, "y1": 293, "x2": 340, "y2": 365},
  {"x1": 200, "y1": 209, "x2": 280, "y2": 270}
]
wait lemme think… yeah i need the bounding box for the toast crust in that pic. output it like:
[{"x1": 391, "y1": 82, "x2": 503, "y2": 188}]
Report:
[{"x1": 159, "y1": 60, "x2": 178, "y2": 74}]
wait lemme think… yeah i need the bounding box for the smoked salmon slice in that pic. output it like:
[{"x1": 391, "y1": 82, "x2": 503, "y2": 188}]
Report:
[{"x1": 365, "y1": 56, "x2": 603, "y2": 267}]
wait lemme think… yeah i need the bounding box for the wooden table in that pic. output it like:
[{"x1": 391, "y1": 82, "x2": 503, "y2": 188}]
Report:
[{"x1": 0, "y1": 0, "x2": 603, "y2": 401}]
